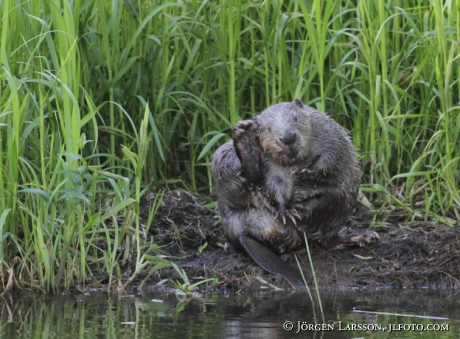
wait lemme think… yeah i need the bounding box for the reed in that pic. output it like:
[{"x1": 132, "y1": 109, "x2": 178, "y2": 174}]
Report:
[{"x1": 0, "y1": 0, "x2": 458, "y2": 291}]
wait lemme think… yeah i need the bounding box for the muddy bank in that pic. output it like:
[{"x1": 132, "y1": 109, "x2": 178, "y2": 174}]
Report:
[{"x1": 139, "y1": 190, "x2": 460, "y2": 292}]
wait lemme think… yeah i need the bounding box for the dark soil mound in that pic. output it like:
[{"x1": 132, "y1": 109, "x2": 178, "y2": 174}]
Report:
[{"x1": 140, "y1": 190, "x2": 460, "y2": 292}]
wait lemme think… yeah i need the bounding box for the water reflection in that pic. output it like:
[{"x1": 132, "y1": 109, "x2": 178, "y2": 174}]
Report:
[{"x1": 0, "y1": 289, "x2": 459, "y2": 338}]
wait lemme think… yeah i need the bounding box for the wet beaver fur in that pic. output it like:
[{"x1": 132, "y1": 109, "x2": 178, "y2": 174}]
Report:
[{"x1": 212, "y1": 99, "x2": 378, "y2": 287}]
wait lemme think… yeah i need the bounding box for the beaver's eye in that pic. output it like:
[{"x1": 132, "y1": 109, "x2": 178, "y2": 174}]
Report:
[{"x1": 293, "y1": 114, "x2": 298, "y2": 122}]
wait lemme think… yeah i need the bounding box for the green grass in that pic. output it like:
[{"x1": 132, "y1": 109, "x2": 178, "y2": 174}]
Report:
[{"x1": 0, "y1": 0, "x2": 459, "y2": 291}]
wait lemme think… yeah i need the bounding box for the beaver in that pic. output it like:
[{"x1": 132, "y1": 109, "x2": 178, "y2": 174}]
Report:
[
  {"x1": 211, "y1": 99, "x2": 378, "y2": 287},
  {"x1": 254, "y1": 98, "x2": 378, "y2": 249}
]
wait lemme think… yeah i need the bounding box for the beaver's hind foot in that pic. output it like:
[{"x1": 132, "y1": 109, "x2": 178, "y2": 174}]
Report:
[{"x1": 325, "y1": 231, "x2": 380, "y2": 251}]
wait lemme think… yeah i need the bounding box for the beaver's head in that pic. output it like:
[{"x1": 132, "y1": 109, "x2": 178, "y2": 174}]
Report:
[{"x1": 255, "y1": 98, "x2": 314, "y2": 166}]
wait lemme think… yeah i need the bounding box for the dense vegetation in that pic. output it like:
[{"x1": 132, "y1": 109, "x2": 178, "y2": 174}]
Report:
[{"x1": 0, "y1": 0, "x2": 458, "y2": 291}]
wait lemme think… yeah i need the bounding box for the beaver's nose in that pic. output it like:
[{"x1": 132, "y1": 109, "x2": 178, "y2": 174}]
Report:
[{"x1": 280, "y1": 129, "x2": 297, "y2": 145}]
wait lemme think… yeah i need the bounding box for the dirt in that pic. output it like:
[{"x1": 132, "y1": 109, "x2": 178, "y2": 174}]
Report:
[{"x1": 136, "y1": 190, "x2": 460, "y2": 292}]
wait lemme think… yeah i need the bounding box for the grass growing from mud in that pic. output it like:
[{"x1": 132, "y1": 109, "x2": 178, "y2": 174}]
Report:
[{"x1": 0, "y1": 0, "x2": 459, "y2": 292}]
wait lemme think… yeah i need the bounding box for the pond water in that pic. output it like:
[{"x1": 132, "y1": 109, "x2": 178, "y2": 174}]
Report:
[{"x1": 0, "y1": 288, "x2": 459, "y2": 338}]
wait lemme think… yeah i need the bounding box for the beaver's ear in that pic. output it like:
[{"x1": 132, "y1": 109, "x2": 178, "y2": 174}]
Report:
[{"x1": 293, "y1": 98, "x2": 304, "y2": 108}]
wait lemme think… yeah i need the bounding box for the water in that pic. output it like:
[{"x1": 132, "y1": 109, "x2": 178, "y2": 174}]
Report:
[{"x1": 1, "y1": 289, "x2": 459, "y2": 338}]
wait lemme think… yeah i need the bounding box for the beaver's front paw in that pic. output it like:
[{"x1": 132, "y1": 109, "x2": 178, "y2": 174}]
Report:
[
  {"x1": 292, "y1": 167, "x2": 317, "y2": 181},
  {"x1": 233, "y1": 120, "x2": 262, "y2": 185}
]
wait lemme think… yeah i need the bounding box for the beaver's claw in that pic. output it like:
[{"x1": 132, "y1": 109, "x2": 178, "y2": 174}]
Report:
[{"x1": 275, "y1": 206, "x2": 301, "y2": 225}]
